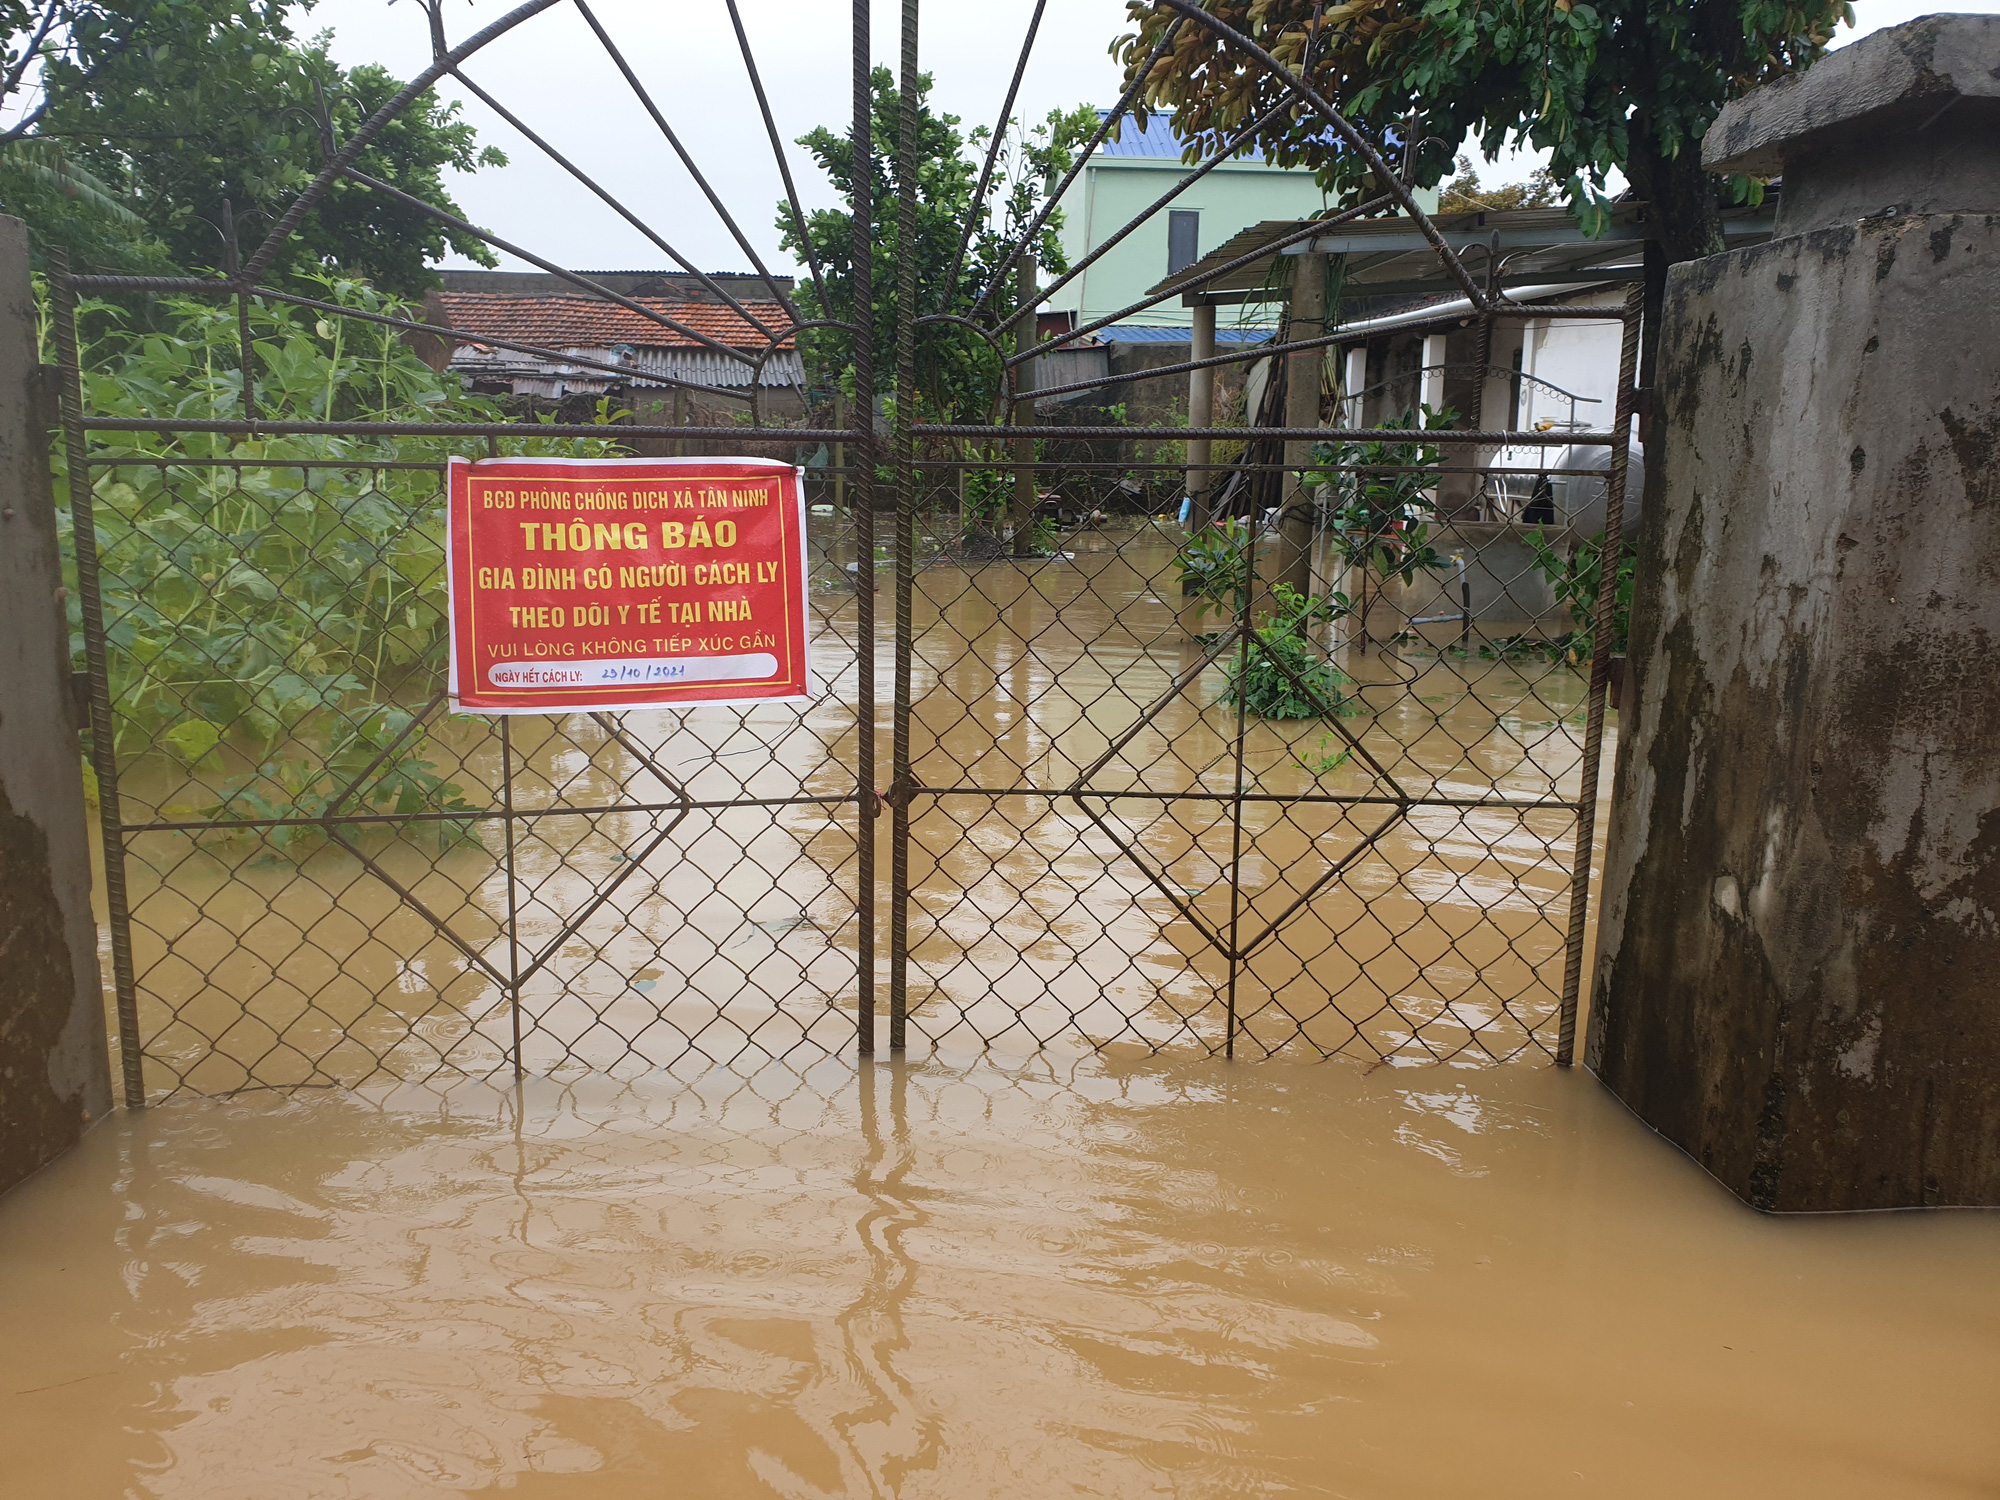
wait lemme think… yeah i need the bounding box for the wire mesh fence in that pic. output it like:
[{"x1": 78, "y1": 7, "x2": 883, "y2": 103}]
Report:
[{"x1": 53, "y1": 0, "x2": 1639, "y2": 1102}]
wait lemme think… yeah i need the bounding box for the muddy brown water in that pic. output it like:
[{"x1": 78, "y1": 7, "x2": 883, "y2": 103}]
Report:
[
  {"x1": 112, "y1": 520, "x2": 1598, "y2": 1090},
  {"x1": 33, "y1": 521, "x2": 1970, "y2": 1493},
  {"x1": 4, "y1": 1050, "x2": 1997, "y2": 1497}
]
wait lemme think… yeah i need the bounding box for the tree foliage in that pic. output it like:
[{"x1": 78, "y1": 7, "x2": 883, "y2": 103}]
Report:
[
  {"x1": 779, "y1": 66, "x2": 1095, "y2": 420},
  {"x1": 1115, "y1": 0, "x2": 1852, "y2": 263},
  {"x1": 1438, "y1": 153, "x2": 1560, "y2": 213},
  {"x1": 0, "y1": 1, "x2": 504, "y2": 291}
]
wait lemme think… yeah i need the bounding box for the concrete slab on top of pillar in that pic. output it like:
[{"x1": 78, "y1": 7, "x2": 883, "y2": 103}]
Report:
[
  {"x1": 1704, "y1": 12, "x2": 2000, "y2": 236},
  {"x1": 1589, "y1": 15, "x2": 2000, "y2": 1212}
]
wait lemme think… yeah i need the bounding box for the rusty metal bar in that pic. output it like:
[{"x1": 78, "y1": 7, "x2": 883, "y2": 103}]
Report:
[
  {"x1": 64, "y1": 276, "x2": 767, "y2": 403},
  {"x1": 1223, "y1": 501, "x2": 1258, "y2": 1059},
  {"x1": 887, "y1": 0, "x2": 920, "y2": 1054},
  {"x1": 941, "y1": 0, "x2": 1046, "y2": 311},
  {"x1": 921, "y1": 424, "x2": 1616, "y2": 443},
  {"x1": 852, "y1": 0, "x2": 878, "y2": 1056},
  {"x1": 1013, "y1": 194, "x2": 1395, "y2": 362},
  {"x1": 341, "y1": 166, "x2": 764, "y2": 365},
  {"x1": 79, "y1": 417, "x2": 851, "y2": 440},
  {"x1": 724, "y1": 0, "x2": 830, "y2": 318},
  {"x1": 572, "y1": 0, "x2": 804, "y2": 326},
  {"x1": 998, "y1": 91, "x2": 1301, "y2": 342},
  {"x1": 1146, "y1": 0, "x2": 1487, "y2": 307},
  {"x1": 967, "y1": 12, "x2": 1187, "y2": 324},
  {"x1": 501, "y1": 717, "x2": 523, "y2": 1078},
  {"x1": 450, "y1": 66, "x2": 789, "y2": 342},
  {"x1": 1556, "y1": 283, "x2": 1645, "y2": 1066},
  {"x1": 242, "y1": 0, "x2": 564, "y2": 283}
]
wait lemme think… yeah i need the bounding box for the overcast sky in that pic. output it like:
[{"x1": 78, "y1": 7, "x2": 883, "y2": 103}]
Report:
[{"x1": 307, "y1": 0, "x2": 1996, "y2": 279}]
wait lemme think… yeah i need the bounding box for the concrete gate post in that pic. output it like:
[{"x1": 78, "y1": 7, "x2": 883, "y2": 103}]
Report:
[
  {"x1": 0, "y1": 215, "x2": 113, "y2": 1195},
  {"x1": 1589, "y1": 16, "x2": 2000, "y2": 1210}
]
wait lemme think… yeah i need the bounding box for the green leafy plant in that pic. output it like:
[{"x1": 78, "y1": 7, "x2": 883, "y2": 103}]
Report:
[
  {"x1": 52, "y1": 276, "x2": 620, "y2": 853},
  {"x1": 1525, "y1": 526, "x2": 1638, "y2": 665},
  {"x1": 1306, "y1": 404, "x2": 1455, "y2": 586},
  {"x1": 1023, "y1": 514, "x2": 1063, "y2": 555},
  {"x1": 1290, "y1": 732, "x2": 1354, "y2": 776},
  {"x1": 1221, "y1": 581, "x2": 1359, "y2": 720},
  {"x1": 29, "y1": 9, "x2": 505, "y2": 292},
  {"x1": 1176, "y1": 515, "x2": 1254, "y2": 625},
  {"x1": 1117, "y1": 0, "x2": 1851, "y2": 266},
  {"x1": 779, "y1": 68, "x2": 1095, "y2": 420},
  {"x1": 192, "y1": 706, "x2": 483, "y2": 852}
]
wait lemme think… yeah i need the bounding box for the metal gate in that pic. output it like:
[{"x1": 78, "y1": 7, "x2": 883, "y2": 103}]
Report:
[{"x1": 55, "y1": 0, "x2": 1636, "y2": 1104}]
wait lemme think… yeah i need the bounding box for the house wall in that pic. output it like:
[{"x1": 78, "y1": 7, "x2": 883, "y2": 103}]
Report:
[
  {"x1": 1046, "y1": 160, "x2": 1333, "y2": 330},
  {"x1": 1515, "y1": 293, "x2": 1624, "y2": 431}
]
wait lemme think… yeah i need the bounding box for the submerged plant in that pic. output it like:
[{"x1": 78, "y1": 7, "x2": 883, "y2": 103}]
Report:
[
  {"x1": 1176, "y1": 516, "x2": 1254, "y2": 627},
  {"x1": 1306, "y1": 404, "x2": 1456, "y2": 586},
  {"x1": 1220, "y1": 582, "x2": 1359, "y2": 721},
  {"x1": 1525, "y1": 527, "x2": 1639, "y2": 666}
]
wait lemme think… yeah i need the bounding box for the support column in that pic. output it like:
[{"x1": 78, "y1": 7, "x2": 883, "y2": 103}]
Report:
[
  {"x1": 1419, "y1": 332, "x2": 1448, "y2": 416},
  {"x1": 1009, "y1": 233, "x2": 1040, "y2": 557},
  {"x1": 1185, "y1": 300, "x2": 1215, "y2": 527},
  {"x1": 1591, "y1": 15, "x2": 2000, "y2": 1210},
  {"x1": 1342, "y1": 345, "x2": 1368, "y2": 426},
  {"x1": 0, "y1": 214, "x2": 113, "y2": 1195},
  {"x1": 1280, "y1": 251, "x2": 1326, "y2": 594}
]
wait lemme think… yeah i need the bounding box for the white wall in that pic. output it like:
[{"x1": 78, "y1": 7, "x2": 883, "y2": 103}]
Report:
[{"x1": 1517, "y1": 293, "x2": 1625, "y2": 433}]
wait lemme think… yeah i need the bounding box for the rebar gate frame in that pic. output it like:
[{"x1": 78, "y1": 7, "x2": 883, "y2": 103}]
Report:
[{"x1": 55, "y1": 0, "x2": 1639, "y2": 1104}]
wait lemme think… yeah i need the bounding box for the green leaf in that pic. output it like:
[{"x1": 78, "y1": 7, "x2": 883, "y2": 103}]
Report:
[{"x1": 163, "y1": 718, "x2": 223, "y2": 767}]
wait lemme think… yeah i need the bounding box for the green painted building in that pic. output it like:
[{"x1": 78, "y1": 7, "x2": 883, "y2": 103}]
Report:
[{"x1": 1045, "y1": 113, "x2": 1436, "y2": 334}]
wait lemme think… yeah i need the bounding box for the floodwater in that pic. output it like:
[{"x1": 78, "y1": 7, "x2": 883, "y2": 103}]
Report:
[
  {"x1": 4, "y1": 1048, "x2": 1996, "y2": 1497},
  {"x1": 112, "y1": 519, "x2": 1599, "y2": 1093}
]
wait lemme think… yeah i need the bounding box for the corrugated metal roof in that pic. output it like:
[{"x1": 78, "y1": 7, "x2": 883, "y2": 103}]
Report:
[
  {"x1": 1098, "y1": 110, "x2": 1265, "y2": 162},
  {"x1": 451, "y1": 341, "x2": 804, "y2": 392},
  {"x1": 435, "y1": 292, "x2": 794, "y2": 351},
  {"x1": 1152, "y1": 203, "x2": 1776, "y2": 303}
]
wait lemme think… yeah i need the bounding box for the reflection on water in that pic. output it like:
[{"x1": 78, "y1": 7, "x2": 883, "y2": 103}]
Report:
[
  {"x1": 3, "y1": 1050, "x2": 1994, "y2": 1497},
  {"x1": 112, "y1": 519, "x2": 1605, "y2": 1093}
]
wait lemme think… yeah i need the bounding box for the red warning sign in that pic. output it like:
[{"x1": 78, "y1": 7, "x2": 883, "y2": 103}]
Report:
[{"x1": 446, "y1": 456, "x2": 811, "y2": 713}]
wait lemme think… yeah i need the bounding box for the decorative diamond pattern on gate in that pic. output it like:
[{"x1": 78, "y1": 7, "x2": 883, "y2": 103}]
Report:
[{"x1": 51, "y1": 0, "x2": 1634, "y2": 1100}]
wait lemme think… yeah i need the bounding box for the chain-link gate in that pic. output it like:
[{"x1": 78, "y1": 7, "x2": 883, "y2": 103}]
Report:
[{"x1": 55, "y1": 0, "x2": 1637, "y2": 1104}]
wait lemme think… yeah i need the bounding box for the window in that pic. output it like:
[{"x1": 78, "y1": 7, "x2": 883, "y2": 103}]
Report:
[{"x1": 1167, "y1": 210, "x2": 1200, "y2": 276}]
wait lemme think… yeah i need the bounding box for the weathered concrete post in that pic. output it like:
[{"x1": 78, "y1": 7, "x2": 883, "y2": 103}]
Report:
[
  {"x1": 1589, "y1": 16, "x2": 2000, "y2": 1211},
  {"x1": 1280, "y1": 250, "x2": 1327, "y2": 594},
  {"x1": 0, "y1": 215, "x2": 113, "y2": 1195}
]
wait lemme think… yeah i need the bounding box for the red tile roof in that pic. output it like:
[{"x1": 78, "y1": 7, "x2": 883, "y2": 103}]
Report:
[{"x1": 435, "y1": 292, "x2": 795, "y2": 351}]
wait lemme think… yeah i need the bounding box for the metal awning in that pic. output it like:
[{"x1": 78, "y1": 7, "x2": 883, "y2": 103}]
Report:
[{"x1": 1156, "y1": 202, "x2": 1776, "y2": 306}]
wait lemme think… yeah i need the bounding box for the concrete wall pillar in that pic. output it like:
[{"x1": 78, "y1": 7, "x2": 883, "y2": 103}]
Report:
[
  {"x1": 1280, "y1": 251, "x2": 1327, "y2": 593},
  {"x1": 1589, "y1": 17, "x2": 2000, "y2": 1210},
  {"x1": 0, "y1": 215, "x2": 113, "y2": 1196},
  {"x1": 1186, "y1": 301, "x2": 1215, "y2": 527}
]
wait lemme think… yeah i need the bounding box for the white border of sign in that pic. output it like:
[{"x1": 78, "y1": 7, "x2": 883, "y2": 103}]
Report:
[{"x1": 445, "y1": 455, "x2": 813, "y2": 715}]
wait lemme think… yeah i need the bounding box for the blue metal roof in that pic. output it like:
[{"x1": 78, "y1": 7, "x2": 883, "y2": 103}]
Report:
[
  {"x1": 1098, "y1": 110, "x2": 1265, "y2": 162},
  {"x1": 1100, "y1": 324, "x2": 1273, "y2": 344}
]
